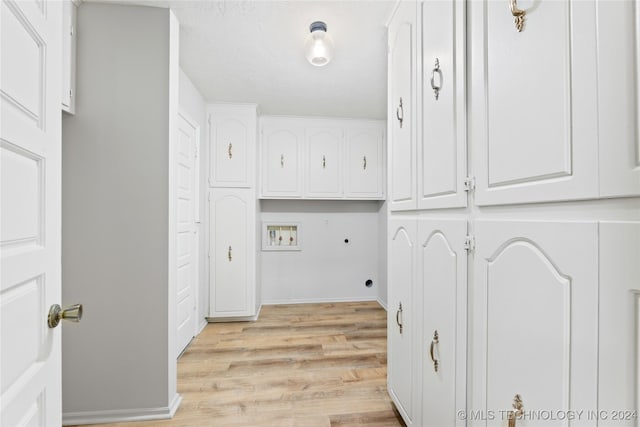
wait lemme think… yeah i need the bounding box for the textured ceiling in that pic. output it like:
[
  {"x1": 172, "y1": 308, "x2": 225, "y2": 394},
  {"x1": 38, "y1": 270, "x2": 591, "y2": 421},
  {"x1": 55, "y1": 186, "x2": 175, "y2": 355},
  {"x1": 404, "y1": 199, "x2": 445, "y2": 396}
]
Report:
[{"x1": 98, "y1": 0, "x2": 393, "y2": 119}]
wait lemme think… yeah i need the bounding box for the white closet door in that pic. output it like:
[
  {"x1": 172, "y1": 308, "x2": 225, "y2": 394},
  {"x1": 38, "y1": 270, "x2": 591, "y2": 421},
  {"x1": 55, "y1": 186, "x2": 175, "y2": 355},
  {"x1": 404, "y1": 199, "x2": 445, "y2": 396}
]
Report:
[
  {"x1": 418, "y1": 219, "x2": 466, "y2": 427},
  {"x1": 418, "y1": 0, "x2": 467, "y2": 210},
  {"x1": 1, "y1": 1, "x2": 63, "y2": 425},
  {"x1": 388, "y1": 0, "x2": 417, "y2": 211},
  {"x1": 597, "y1": 1, "x2": 640, "y2": 197},
  {"x1": 469, "y1": 0, "x2": 598, "y2": 205},
  {"x1": 306, "y1": 127, "x2": 342, "y2": 197},
  {"x1": 388, "y1": 219, "x2": 417, "y2": 425},
  {"x1": 471, "y1": 220, "x2": 598, "y2": 426},
  {"x1": 598, "y1": 222, "x2": 640, "y2": 424}
]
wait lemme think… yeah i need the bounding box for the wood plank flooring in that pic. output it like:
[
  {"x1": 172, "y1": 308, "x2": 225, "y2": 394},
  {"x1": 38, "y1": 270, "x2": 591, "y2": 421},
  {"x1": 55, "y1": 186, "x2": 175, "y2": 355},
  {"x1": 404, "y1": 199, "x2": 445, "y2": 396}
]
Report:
[{"x1": 74, "y1": 301, "x2": 405, "y2": 427}]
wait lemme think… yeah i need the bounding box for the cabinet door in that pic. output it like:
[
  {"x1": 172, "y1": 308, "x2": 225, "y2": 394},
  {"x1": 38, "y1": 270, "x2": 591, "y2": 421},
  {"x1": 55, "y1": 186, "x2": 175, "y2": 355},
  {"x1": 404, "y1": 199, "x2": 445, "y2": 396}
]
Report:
[
  {"x1": 388, "y1": 219, "x2": 417, "y2": 425},
  {"x1": 597, "y1": 1, "x2": 640, "y2": 197},
  {"x1": 469, "y1": 1, "x2": 598, "y2": 205},
  {"x1": 306, "y1": 127, "x2": 342, "y2": 197},
  {"x1": 471, "y1": 220, "x2": 598, "y2": 425},
  {"x1": 418, "y1": 219, "x2": 466, "y2": 427},
  {"x1": 598, "y1": 222, "x2": 640, "y2": 423},
  {"x1": 261, "y1": 125, "x2": 302, "y2": 197},
  {"x1": 345, "y1": 125, "x2": 384, "y2": 199},
  {"x1": 209, "y1": 189, "x2": 255, "y2": 317},
  {"x1": 418, "y1": 0, "x2": 466, "y2": 210},
  {"x1": 388, "y1": 1, "x2": 417, "y2": 211},
  {"x1": 209, "y1": 112, "x2": 254, "y2": 188}
]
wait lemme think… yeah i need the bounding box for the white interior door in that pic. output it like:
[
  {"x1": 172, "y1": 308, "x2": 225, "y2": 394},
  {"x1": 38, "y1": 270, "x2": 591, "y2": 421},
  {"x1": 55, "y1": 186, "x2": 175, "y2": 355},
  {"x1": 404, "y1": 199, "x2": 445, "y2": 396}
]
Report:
[
  {"x1": 176, "y1": 112, "x2": 197, "y2": 356},
  {"x1": 1, "y1": 0, "x2": 62, "y2": 425}
]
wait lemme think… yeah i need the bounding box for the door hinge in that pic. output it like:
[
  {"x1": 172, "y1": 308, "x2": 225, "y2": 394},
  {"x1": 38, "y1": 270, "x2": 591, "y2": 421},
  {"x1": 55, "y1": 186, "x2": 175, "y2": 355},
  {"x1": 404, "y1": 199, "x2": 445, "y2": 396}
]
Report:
[
  {"x1": 464, "y1": 176, "x2": 476, "y2": 192},
  {"x1": 464, "y1": 234, "x2": 476, "y2": 251}
]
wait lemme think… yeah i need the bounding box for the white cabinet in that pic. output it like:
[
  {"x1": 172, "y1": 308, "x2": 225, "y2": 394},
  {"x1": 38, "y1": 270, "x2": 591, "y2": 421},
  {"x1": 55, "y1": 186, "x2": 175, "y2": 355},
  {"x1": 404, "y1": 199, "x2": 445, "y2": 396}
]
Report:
[
  {"x1": 260, "y1": 116, "x2": 385, "y2": 200},
  {"x1": 598, "y1": 222, "x2": 640, "y2": 422},
  {"x1": 388, "y1": 0, "x2": 417, "y2": 211},
  {"x1": 387, "y1": 218, "x2": 416, "y2": 425},
  {"x1": 470, "y1": 220, "x2": 598, "y2": 424},
  {"x1": 596, "y1": 1, "x2": 640, "y2": 198},
  {"x1": 261, "y1": 120, "x2": 303, "y2": 198},
  {"x1": 469, "y1": 0, "x2": 599, "y2": 206},
  {"x1": 306, "y1": 127, "x2": 342, "y2": 197},
  {"x1": 208, "y1": 105, "x2": 257, "y2": 188},
  {"x1": 418, "y1": 0, "x2": 466, "y2": 210},
  {"x1": 418, "y1": 219, "x2": 466, "y2": 427},
  {"x1": 62, "y1": 0, "x2": 77, "y2": 113},
  {"x1": 208, "y1": 188, "x2": 256, "y2": 318},
  {"x1": 345, "y1": 125, "x2": 385, "y2": 198}
]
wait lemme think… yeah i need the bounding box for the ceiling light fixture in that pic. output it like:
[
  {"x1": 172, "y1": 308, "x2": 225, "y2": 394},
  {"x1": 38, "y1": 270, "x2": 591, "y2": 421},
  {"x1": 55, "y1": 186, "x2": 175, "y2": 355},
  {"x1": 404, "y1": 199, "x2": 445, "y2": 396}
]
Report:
[{"x1": 304, "y1": 21, "x2": 334, "y2": 67}]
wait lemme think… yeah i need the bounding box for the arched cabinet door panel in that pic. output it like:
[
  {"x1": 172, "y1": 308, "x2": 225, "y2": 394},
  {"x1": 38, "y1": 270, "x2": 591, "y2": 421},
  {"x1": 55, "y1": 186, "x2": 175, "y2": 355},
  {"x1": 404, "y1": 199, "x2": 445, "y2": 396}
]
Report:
[
  {"x1": 261, "y1": 123, "x2": 303, "y2": 197},
  {"x1": 470, "y1": 220, "x2": 598, "y2": 425}
]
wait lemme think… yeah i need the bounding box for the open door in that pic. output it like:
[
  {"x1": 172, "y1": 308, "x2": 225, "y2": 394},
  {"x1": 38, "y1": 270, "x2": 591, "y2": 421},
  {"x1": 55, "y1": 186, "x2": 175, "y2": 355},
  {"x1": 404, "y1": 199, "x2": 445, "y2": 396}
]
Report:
[{"x1": 1, "y1": 0, "x2": 64, "y2": 424}]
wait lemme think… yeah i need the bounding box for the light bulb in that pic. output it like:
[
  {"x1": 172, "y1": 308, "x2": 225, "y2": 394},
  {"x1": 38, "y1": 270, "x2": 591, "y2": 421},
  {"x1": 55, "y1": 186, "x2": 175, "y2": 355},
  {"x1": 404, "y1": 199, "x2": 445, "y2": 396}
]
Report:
[{"x1": 304, "y1": 21, "x2": 334, "y2": 67}]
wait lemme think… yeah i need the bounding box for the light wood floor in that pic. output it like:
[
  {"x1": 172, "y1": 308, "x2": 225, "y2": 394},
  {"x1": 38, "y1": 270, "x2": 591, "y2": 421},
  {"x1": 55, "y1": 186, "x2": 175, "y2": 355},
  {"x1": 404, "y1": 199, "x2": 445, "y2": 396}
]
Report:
[{"x1": 77, "y1": 301, "x2": 405, "y2": 427}]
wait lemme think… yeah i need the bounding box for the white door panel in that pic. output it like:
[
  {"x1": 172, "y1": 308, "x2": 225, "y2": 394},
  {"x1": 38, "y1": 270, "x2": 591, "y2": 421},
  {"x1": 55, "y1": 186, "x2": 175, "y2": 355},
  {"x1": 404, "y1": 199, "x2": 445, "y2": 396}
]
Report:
[
  {"x1": 470, "y1": 0, "x2": 598, "y2": 205},
  {"x1": 418, "y1": 0, "x2": 467, "y2": 210},
  {"x1": 261, "y1": 125, "x2": 302, "y2": 197},
  {"x1": 388, "y1": 1, "x2": 417, "y2": 211},
  {"x1": 175, "y1": 112, "x2": 197, "y2": 356},
  {"x1": 388, "y1": 219, "x2": 416, "y2": 425},
  {"x1": 471, "y1": 220, "x2": 598, "y2": 426},
  {"x1": 306, "y1": 127, "x2": 342, "y2": 197},
  {"x1": 345, "y1": 126, "x2": 384, "y2": 198},
  {"x1": 597, "y1": 1, "x2": 640, "y2": 197},
  {"x1": 1, "y1": 0, "x2": 62, "y2": 425},
  {"x1": 210, "y1": 115, "x2": 250, "y2": 187},
  {"x1": 598, "y1": 222, "x2": 640, "y2": 424},
  {"x1": 418, "y1": 219, "x2": 466, "y2": 427}
]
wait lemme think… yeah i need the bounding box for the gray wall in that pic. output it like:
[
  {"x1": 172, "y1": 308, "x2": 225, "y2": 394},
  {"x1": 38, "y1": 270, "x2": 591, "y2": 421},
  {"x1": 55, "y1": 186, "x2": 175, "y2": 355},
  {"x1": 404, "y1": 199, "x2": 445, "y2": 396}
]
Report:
[{"x1": 61, "y1": 3, "x2": 178, "y2": 419}]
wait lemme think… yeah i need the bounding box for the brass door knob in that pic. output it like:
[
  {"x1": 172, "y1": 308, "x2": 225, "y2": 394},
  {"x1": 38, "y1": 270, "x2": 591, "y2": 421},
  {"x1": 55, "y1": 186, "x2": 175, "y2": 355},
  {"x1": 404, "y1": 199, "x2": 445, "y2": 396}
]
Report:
[{"x1": 48, "y1": 304, "x2": 83, "y2": 328}]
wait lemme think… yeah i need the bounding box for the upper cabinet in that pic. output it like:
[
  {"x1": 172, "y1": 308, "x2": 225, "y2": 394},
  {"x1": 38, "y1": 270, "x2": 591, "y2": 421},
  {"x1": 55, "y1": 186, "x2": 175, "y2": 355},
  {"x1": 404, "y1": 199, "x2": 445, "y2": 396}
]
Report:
[
  {"x1": 418, "y1": 0, "x2": 466, "y2": 210},
  {"x1": 388, "y1": 0, "x2": 417, "y2": 211},
  {"x1": 261, "y1": 118, "x2": 304, "y2": 198},
  {"x1": 306, "y1": 127, "x2": 342, "y2": 197},
  {"x1": 208, "y1": 104, "x2": 257, "y2": 188},
  {"x1": 596, "y1": 1, "x2": 640, "y2": 198},
  {"x1": 61, "y1": 0, "x2": 77, "y2": 113},
  {"x1": 469, "y1": 0, "x2": 599, "y2": 205},
  {"x1": 345, "y1": 124, "x2": 385, "y2": 198},
  {"x1": 260, "y1": 116, "x2": 385, "y2": 200}
]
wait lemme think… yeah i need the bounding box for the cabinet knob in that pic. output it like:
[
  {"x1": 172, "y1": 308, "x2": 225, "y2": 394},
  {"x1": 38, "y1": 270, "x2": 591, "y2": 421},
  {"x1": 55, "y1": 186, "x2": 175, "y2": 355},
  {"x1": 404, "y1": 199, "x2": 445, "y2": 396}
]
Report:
[
  {"x1": 363, "y1": 155, "x2": 367, "y2": 170},
  {"x1": 396, "y1": 302, "x2": 403, "y2": 334},
  {"x1": 396, "y1": 97, "x2": 404, "y2": 128},
  {"x1": 509, "y1": 0, "x2": 526, "y2": 32},
  {"x1": 508, "y1": 394, "x2": 524, "y2": 427},
  {"x1": 228, "y1": 143, "x2": 233, "y2": 159},
  {"x1": 228, "y1": 246, "x2": 232, "y2": 262},
  {"x1": 280, "y1": 154, "x2": 284, "y2": 168},
  {"x1": 430, "y1": 58, "x2": 443, "y2": 100},
  {"x1": 322, "y1": 155, "x2": 326, "y2": 169},
  {"x1": 429, "y1": 330, "x2": 439, "y2": 372}
]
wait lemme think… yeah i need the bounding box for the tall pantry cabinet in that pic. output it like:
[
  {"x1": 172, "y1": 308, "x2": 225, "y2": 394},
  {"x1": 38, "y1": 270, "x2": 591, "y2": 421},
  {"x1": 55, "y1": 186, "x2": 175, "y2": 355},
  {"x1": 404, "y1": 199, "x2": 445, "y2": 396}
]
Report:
[
  {"x1": 208, "y1": 104, "x2": 260, "y2": 320},
  {"x1": 386, "y1": 1, "x2": 640, "y2": 426}
]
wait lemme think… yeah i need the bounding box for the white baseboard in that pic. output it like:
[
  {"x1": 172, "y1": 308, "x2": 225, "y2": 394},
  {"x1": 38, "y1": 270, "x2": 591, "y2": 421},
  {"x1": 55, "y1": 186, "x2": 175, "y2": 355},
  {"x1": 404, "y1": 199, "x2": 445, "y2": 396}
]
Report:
[
  {"x1": 63, "y1": 393, "x2": 182, "y2": 426},
  {"x1": 206, "y1": 305, "x2": 262, "y2": 323},
  {"x1": 376, "y1": 297, "x2": 388, "y2": 311},
  {"x1": 261, "y1": 296, "x2": 378, "y2": 305},
  {"x1": 197, "y1": 318, "x2": 208, "y2": 334}
]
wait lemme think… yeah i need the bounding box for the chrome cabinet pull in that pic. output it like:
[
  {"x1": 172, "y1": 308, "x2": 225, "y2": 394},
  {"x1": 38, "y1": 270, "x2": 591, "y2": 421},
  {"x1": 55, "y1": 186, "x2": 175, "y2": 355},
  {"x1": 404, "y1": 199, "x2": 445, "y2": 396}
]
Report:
[
  {"x1": 396, "y1": 97, "x2": 404, "y2": 128},
  {"x1": 509, "y1": 0, "x2": 526, "y2": 32},
  {"x1": 322, "y1": 155, "x2": 326, "y2": 169},
  {"x1": 228, "y1": 143, "x2": 232, "y2": 159},
  {"x1": 228, "y1": 246, "x2": 232, "y2": 262},
  {"x1": 396, "y1": 302, "x2": 403, "y2": 334},
  {"x1": 429, "y1": 330, "x2": 439, "y2": 372},
  {"x1": 508, "y1": 395, "x2": 524, "y2": 427},
  {"x1": 430, "y1": 58, "x2": 443, "y2": 100},
  {"x1": 280, "y1": 154, "x2": 284, "y2": 168},
  {"x1": 363, "y1": 155, "x2": 367, "y2": 170}
]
